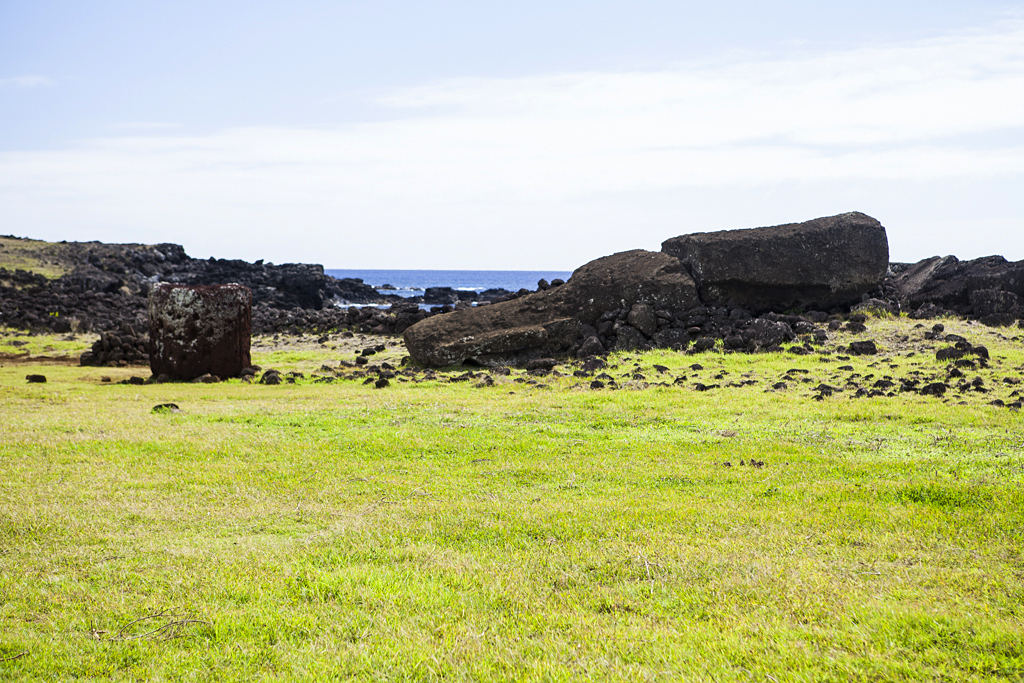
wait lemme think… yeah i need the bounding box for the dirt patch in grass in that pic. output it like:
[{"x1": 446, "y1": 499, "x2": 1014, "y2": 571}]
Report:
[{"x1": 0, "y1": 353, "x2": 83, "y2": 365}]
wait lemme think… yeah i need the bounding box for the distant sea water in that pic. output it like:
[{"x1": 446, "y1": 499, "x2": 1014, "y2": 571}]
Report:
[{"x1": 325, "y1": 269, "x2": 574, "y2": 299}]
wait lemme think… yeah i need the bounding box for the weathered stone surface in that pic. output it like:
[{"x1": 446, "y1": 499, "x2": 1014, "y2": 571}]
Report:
[
  {"x1": 848, "y1": 340, "x2": 878, "y2": 355},
  {"x1": 403, "y1": 250, "x2": 699, "y2": 366},
  {"x1": 661, "y1": 212, "x2": 889, "y2": 312},
  {"x1": 612, "y1": 325, "x2": 648, "y2": 351},
  {"x1": 577, "y1": 335, "x2": 606, "y2": 358},
  {"x1": 746, "y1": 319, "x2": 795, "y2": 348},
  {"x1": 970, "y1": 289, "x2": 1021, "y2": 319},
  {"x1": 627, "y1": 304, "x2": 657, "y2": 337},
  {"x1": 80, "y1": 324, "x2": 149, "y2": 367},
  {"x1": 889, "y1": 255, "x2": 1024, "y2": 315},
  {"x1": 149, "y1": 284, "x2": 252, "y2": 381},
  {"x1": 652, "y1": 328, "x2": 690, "y2": 349}
]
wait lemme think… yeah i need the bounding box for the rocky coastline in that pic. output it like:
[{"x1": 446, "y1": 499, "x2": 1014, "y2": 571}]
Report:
[
  {"x1": 2, "y1": 217, "x2": 1024, "y2": 371},
  {"x1": 0, "y1": 236, "x2": 525, "y2": 337}
]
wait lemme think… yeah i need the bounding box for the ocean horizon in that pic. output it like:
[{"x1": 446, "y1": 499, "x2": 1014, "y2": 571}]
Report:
[{"x1": 325, "y1": 269, "x2": 574, "y2": 299}]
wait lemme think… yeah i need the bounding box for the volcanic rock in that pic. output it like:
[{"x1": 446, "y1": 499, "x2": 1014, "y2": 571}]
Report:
[
  {"x1": 613, "y1": 325, "x2": 648, "y2": 352},
  {"x1": 661, "y1": 212, "x2": 888, "y2": 312},
  {"x1": 403, "y1": 250, "x2": 699, "y2": 366},
  {"x1": 969, "y1": 289, "x2": 1021, "y2": 324},
  {"x1": 652, "y1": 328, "x2": 690, "y2": 349},
  {"x1": 260, "y1": 369, "x2": 283, "y2": 385},
  {"x1": 577, "y1": 335, "x2": 606, "y2": 358},
  {"x1": 627, "y1": 303, "x2": 657, "y2": 337},
  {"x1": 889, "y1": 255, "x2": 1024, "y2": 316},
  {"x1": 80, "y1": 324, "x2": 149, "y2": 366},
  {"x1": 747, "y1": 319, "x2": 795, "y2": 348},
  {"x1": 149, "y1": 284, "x2": 252, "y2": 381},
  {"x1": 848, "y1": 340, "x2": 878, "y2": 356},
  {"x1": 423, "y1": 287, "x2": 462, "y2": 305},
  {"x1": 920, "y1": 382, "x2": 948, "y2": 397}
]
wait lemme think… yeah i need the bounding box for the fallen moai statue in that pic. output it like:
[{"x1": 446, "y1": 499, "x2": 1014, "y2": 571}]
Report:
[
  {"x1": 149, "y1": 283, "x2": 252, "y2": 381},
  {"x1": 661, "y1": 211, "x2": 889, "y2": 312},
  {"x1": 404, "y1": 212, "x2": 890, "y2": 367},
  {"x1": 403, "y1": 250, "x2": 700, "y2": 367}
]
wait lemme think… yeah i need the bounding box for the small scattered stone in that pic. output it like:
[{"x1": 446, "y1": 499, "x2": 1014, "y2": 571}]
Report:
[
  {"x1": 848, "y1": 340, "x2": 878, "y2": 355},
  {"x1": 936, "y1": 346, "x2": 965, "y2": 362},
  {"x1": 920, "y1": 382, "x2": 948, "y2": 397},
  {"x1": 260, "y1": 369, "x2": 283, "y2": 385},
  {"x1": 814, "y1": 384, "x2": 837, "y2": 397}
]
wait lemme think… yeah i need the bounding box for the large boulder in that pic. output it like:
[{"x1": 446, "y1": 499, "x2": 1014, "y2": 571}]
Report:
[
  {"x1": 889, "y1": 255, "x2": 1024, "y2": 316},
  {"x1": 149, "y1": 284, "x2": 252, "y2": 381},
  {"x1": 661, "y1": 212, "x2": 889, "y2": 312},
  {"x1": 403, "y1": 250, "x2": 699, "y2": 366}
]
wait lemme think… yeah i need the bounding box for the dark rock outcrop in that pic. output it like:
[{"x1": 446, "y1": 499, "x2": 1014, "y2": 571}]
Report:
[
  {"x1": 403, "y1": 250, "x2": 699, "y2": 366},
  {"x1": 888, "y1": 255, "x2": 1024, "y2": 324},
  {"x1": 478, "y1": 288, "x2": 514, "y2": 302},
  {"x1": 423, "y1": 287, "x2": 477, "y2": 305},
  {"x1": 661, "y1": 212, "x2": 889, "y2": 312},
  {"x1": 148, "y1": 284, "x2": 252, "y2": 381},
  {"x1": 0, "y1": 238, "x2": 392, "y2": 334}
]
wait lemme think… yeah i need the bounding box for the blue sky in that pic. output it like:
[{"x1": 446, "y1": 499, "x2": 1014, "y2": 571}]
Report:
[{"x1": 2, "y1": 1, "x2": 1023, "y2": 268}]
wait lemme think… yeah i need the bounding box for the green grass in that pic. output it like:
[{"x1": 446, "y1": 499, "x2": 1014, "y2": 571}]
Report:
[
  {"x1": 0, "y1": 327, "x2": 97, "y2": 359},
  {"x1": 2, "y1": 317, "x2": 1024, "y2": 681},
  {"x1": 0, "y1": 236, "x2": 74, "y2": 280}
]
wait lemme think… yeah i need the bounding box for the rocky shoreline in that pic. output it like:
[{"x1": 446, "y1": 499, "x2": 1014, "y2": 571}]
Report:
[
  {"x1": 3, "y1": 222, "x2": 1024, "y2": 371},
  {"x1": 0, "y1": 236, "x2": 537, "y2": 339}
]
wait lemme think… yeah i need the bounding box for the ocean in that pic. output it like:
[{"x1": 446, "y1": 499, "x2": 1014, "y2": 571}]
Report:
[{"x1": 325, "y1": 269, "x2": 574, "y2": 300}]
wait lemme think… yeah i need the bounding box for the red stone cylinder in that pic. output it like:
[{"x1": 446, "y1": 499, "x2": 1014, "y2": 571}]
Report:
[{"x1": 148, "y1": 283, "x2": 252, "y2": 381}]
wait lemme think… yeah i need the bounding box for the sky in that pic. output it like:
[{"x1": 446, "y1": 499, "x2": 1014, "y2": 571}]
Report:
[{"x1": 1, "y1": 1, "x2": 1023, "y2": 269}]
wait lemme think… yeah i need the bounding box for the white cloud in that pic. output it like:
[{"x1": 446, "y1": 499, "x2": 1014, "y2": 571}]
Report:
[
  {"x1": 1, "y1": 22, "x2": 1023, "y2": 267},
  {"x1": 0, "y1": 75, "x2": 54, "y2": 88}
]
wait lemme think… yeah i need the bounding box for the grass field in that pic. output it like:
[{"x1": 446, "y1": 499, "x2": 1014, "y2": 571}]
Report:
[
  {"x1": 0, "y1": 237, "x2": 75, "y2": 281},
  {"x1": 2, "y1": 317, "x2": 1023, "y2": 681}
]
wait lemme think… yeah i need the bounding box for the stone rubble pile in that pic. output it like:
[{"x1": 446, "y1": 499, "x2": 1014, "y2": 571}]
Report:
[{"x1": 79, "y1": 324, "x2": 149, "y2": 367}]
